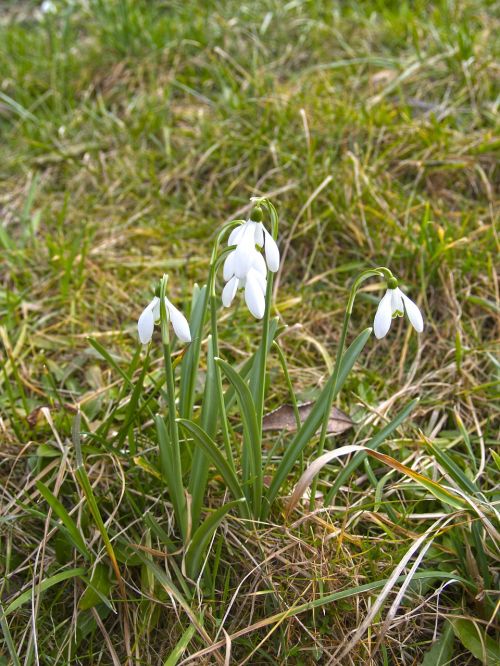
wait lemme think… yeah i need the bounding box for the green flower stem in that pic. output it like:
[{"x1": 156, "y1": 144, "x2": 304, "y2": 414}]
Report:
[
  {"x1": 249, "y1": 199, "x2": 279, "y2": 431},
  {"x1": 207, "y1": 247, "x2": 238, "y2": 470},
  {"x1": 309, "y1": 267, "x2": 395, "y2": 509},
  {"x1": 159, "y1": 275, "x2": 188, "y2": 540}
]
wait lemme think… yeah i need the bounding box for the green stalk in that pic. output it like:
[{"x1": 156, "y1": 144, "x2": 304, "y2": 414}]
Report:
[
  {"x1": 309, "y1": 266, "x2": 395, "y2": 509},
  {"x1": 188, "y1": 228, "x2": 241, "y2": 527},
  {"x1": 159, "y1": 275, "x2": 187, "y2": 541},
  {"x1": 207, "y1": 256, "x2": 236, "y2": 468}
]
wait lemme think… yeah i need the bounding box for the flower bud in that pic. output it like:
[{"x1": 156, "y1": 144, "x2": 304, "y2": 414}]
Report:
[
  {"x1": 387, "y1": 276, "x2": 398, "y2": 290},
  {"x1": 250, "y1": 206, "x2": 263, "y2": 222}
]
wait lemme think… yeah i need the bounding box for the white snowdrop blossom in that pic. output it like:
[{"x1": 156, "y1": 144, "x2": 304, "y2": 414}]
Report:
[
  {"x1": 373, "y1": 287, "x2": 424, "y2": 339},
  {"x1": 221, "y1": 210, "x2": 280, "y2": 319},
  {"x1": 41, "y1": 0, "x2": 57, "y2": 14},
  {"x1": 138, "y1": 296, "x2": 191, "y2": 345}
]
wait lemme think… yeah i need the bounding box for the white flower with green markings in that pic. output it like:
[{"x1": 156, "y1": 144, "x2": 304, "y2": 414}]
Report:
[
  {"x1": 374, "y1": 281, "x2": 424, "y2": 339},
  {"x1": 222, "y1": 206, "x2": 279, "y2": 319},
  {"x1": 138, "y1": 293, "x2": 191, "y2": 345}
]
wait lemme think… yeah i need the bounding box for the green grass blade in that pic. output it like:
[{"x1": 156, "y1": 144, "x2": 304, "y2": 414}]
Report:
[
  {"x1": 88, "y1": 337, "x2": 134, "y2": 389},
  {"x1": 3, "y1": 568, "x2": 86, "y2": 616},
  {"x1": 134, "y1": 552, "x2": 212, "y2": 647},
  {"x1": 0, "y1": 601, "x2": 21, "y2": 665},
  {"x1": 163, "y1": 624, "x2": 196, "y2": 666},
  {"x1": 425, "y1": 439, "x2": 479, "y2": 495},
  {"x1": 264, "y1": 328, "x2": 372, "y2": 517},
  {"x1": 73, "y1": 414, "x2": 125, "y2": 595},
  {"x1": 185, "y1": 499, "x2": 244, "y2": 578},
  {"x1": 116, "y1": 352, "x2": 150, "y2": 449},
  {"x1": 420, "y1": 621, "x2": 454, "y2": 666},
  {"x1": 324, "y1": 398, "x2": 419, "y2": 504},
  {"x1": 188, "y1": 571, "x2": 471, "y2": 661},
  {"x1": 216, "y1": 357, "x2": 262, "y2": 516},
  {"x1": 224, "y1": 318, "x2": 279, "y2": 413},
  {"x1": 35, "y1": 481, "x2": 90, "y2": 559}
]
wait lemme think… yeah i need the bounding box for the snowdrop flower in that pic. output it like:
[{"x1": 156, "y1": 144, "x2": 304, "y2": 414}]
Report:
[
  {"x1": 221, "y1": 206, "x2": 279, "y2": 319},
  {"x1": 373, "y1": 283, "x2": 424, "y2": 339},
  {"x1": 138, "y1": 295, "x2": 191, "y2": 345},
  {"x1": 41, "y1": 0, "x2": 57, "y2": 13},
  {"x1": 226, "y1": 208, "x2": 280, "y2": 277},
  {"x1": 222, "y1": 255, "x2": 267, "y2": 319}
]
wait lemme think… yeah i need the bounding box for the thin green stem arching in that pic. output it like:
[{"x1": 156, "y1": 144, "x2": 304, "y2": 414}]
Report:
[{"x1": 307, "y1": 267, "x2": 395, "y2": 510}]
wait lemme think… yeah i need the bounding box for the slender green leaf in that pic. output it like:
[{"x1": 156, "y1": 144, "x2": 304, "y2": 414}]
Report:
[
  {"x1": 3, "y1": 568, "x2": 86, "y2": 616},
  {"x1": 73, "y1": 414, "x2": 125, "y2": 593},
  {"x1": 185, "y1": 499, "x2": 244, "y2": 578},
  {"x1": 189, "y1": 335, "x2": 218, "y2": 528},
  {"x1": 36, "y1": 481, "x2": 90, "y2": 559},
  {"x1": 420, "y1": 621, "x2": 455, "y2": 666},
  {"x1": 216, "y1": 357, "x2": 262, "y2": 515},
  {"x1": 188, "y1": 572, "x2": 471, "y2": 661},
  {"x1": 450, "y1": 618, "x2": 500, "y2": 665},
  {"x1": 325, "y1": 398, "x2": 419, "y2": 504},
  {"x1": 155, "y1": 415, "x2": 186, "y2": 538},
  {"x1": 0, "y1": 602, "x2": 21, "y2": 665},
  {"x1": 134, "y1": 553, "x2": 212, "y2": 648},
  {"x1": 177, "y1": 418, "x2": 246, "y2": 512},
  {"x1": 335, "y1": 327, "x2": 373, "y2": 393},
  {"x1": 224, "y1": 318, "x2": 279, "y2": 413},
  {"x1": 78, "y1": 564, "x2": 114, "y2": 611},
  {"x1": 88, "y1": 337, "x2": 133, "y2": 389},
  {"x1": 116, "y1": 353, "x2": 150, "y2": 448},
  {"x1": 163, "y1": 625, "x2": 196, "y2": 666},
  {"x1": 425, "y1": 440, "x2": 478, "y2": 495},
  {"x1": 264, "y1": 328, "x2": 372, "y2": 516}
]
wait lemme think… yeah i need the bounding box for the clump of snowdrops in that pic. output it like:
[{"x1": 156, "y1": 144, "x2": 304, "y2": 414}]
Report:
[{"x1": 93, "y1": 196, "x2": 435, "y2": 580}]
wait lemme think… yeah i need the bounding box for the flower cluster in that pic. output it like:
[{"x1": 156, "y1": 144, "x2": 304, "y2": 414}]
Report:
[
  {"x1": 136, "y1": 201, "x2": 425, "y2": 349},
  {"x1": 221, "y1": 208, "x2": 280, "y2": 319}
]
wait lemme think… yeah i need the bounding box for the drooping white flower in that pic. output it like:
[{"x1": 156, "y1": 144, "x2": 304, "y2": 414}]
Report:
[
  {"x1": 138, "y1": 295, "x2": 191, "y2": 345},
  {"x1": 222, "y1": 208, "x2": 279, "y2": 319},
  {"x1": 373, "y1": 287, "x2": 424, "y2": 339},
  {"x1": 227, "y1": 218, "x2": 280, "y2": 276},
  {"x1": 221, "y1": 253, "x2": 267, "y2": 319},
  {"x1": 41, "y1": 0, "x2": 57, "y2": 14}
]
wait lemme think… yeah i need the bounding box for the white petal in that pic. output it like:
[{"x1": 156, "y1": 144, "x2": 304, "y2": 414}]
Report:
[
  {"x1": 234, "y1": 240, "x2": 259, "y2": 279},
  {"x1": 228, "y1": 223, "x2": 245, "y2": 246},
  {"x1": 373, "y1": 290, "x2": 393, "y2": 339},
  {"x1": 151, "y1": 296, "x2": 161, "y2": 320},
  {"x1": 222, "y1": 276, "x2": 239, "y2": 307},
  {"x1": 244, "y1": 270, "x2": 266, "y2": 319},
  {"x1": 138, "y1": 302, "x2": 156, "y2": 344},
  {"x1": 252, "y1": 251, "x2": 267, "y2": 277},
  {"x1": 254, "y1": 222, "x2": 265, "y2": 247},
  {"x1": 401, "y1": 292, "x2": 424, "y2": 333},
  {"x1": 165, "y1": 298, "x2": 191, "y2": 343},
  {"x1": 223, "y1": 251, "x2": 236, "y2": 281},
  {"x1": 263, "y1": 228, "x2": 280, "y2": 272},
  {"x1": 390, "y1": 288, "x2": 404, "y2": 316},
  {"x1": 248, "y1": 266, "x2": 267, "y2": 293}
]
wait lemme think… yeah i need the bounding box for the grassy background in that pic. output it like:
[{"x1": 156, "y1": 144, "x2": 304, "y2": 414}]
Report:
[{"x1": 1, "y1": 0, "x2": 498, "y2": 664}]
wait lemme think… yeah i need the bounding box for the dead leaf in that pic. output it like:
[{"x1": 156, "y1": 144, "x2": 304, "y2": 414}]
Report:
[{"x1": 262, "y1": 402, "x2": 353, "y2": 435}]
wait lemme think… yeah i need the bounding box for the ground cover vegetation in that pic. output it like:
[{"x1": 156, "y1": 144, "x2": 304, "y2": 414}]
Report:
[{"x1": 0, "y1": 1, "x2": 499, "y2": 664}]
